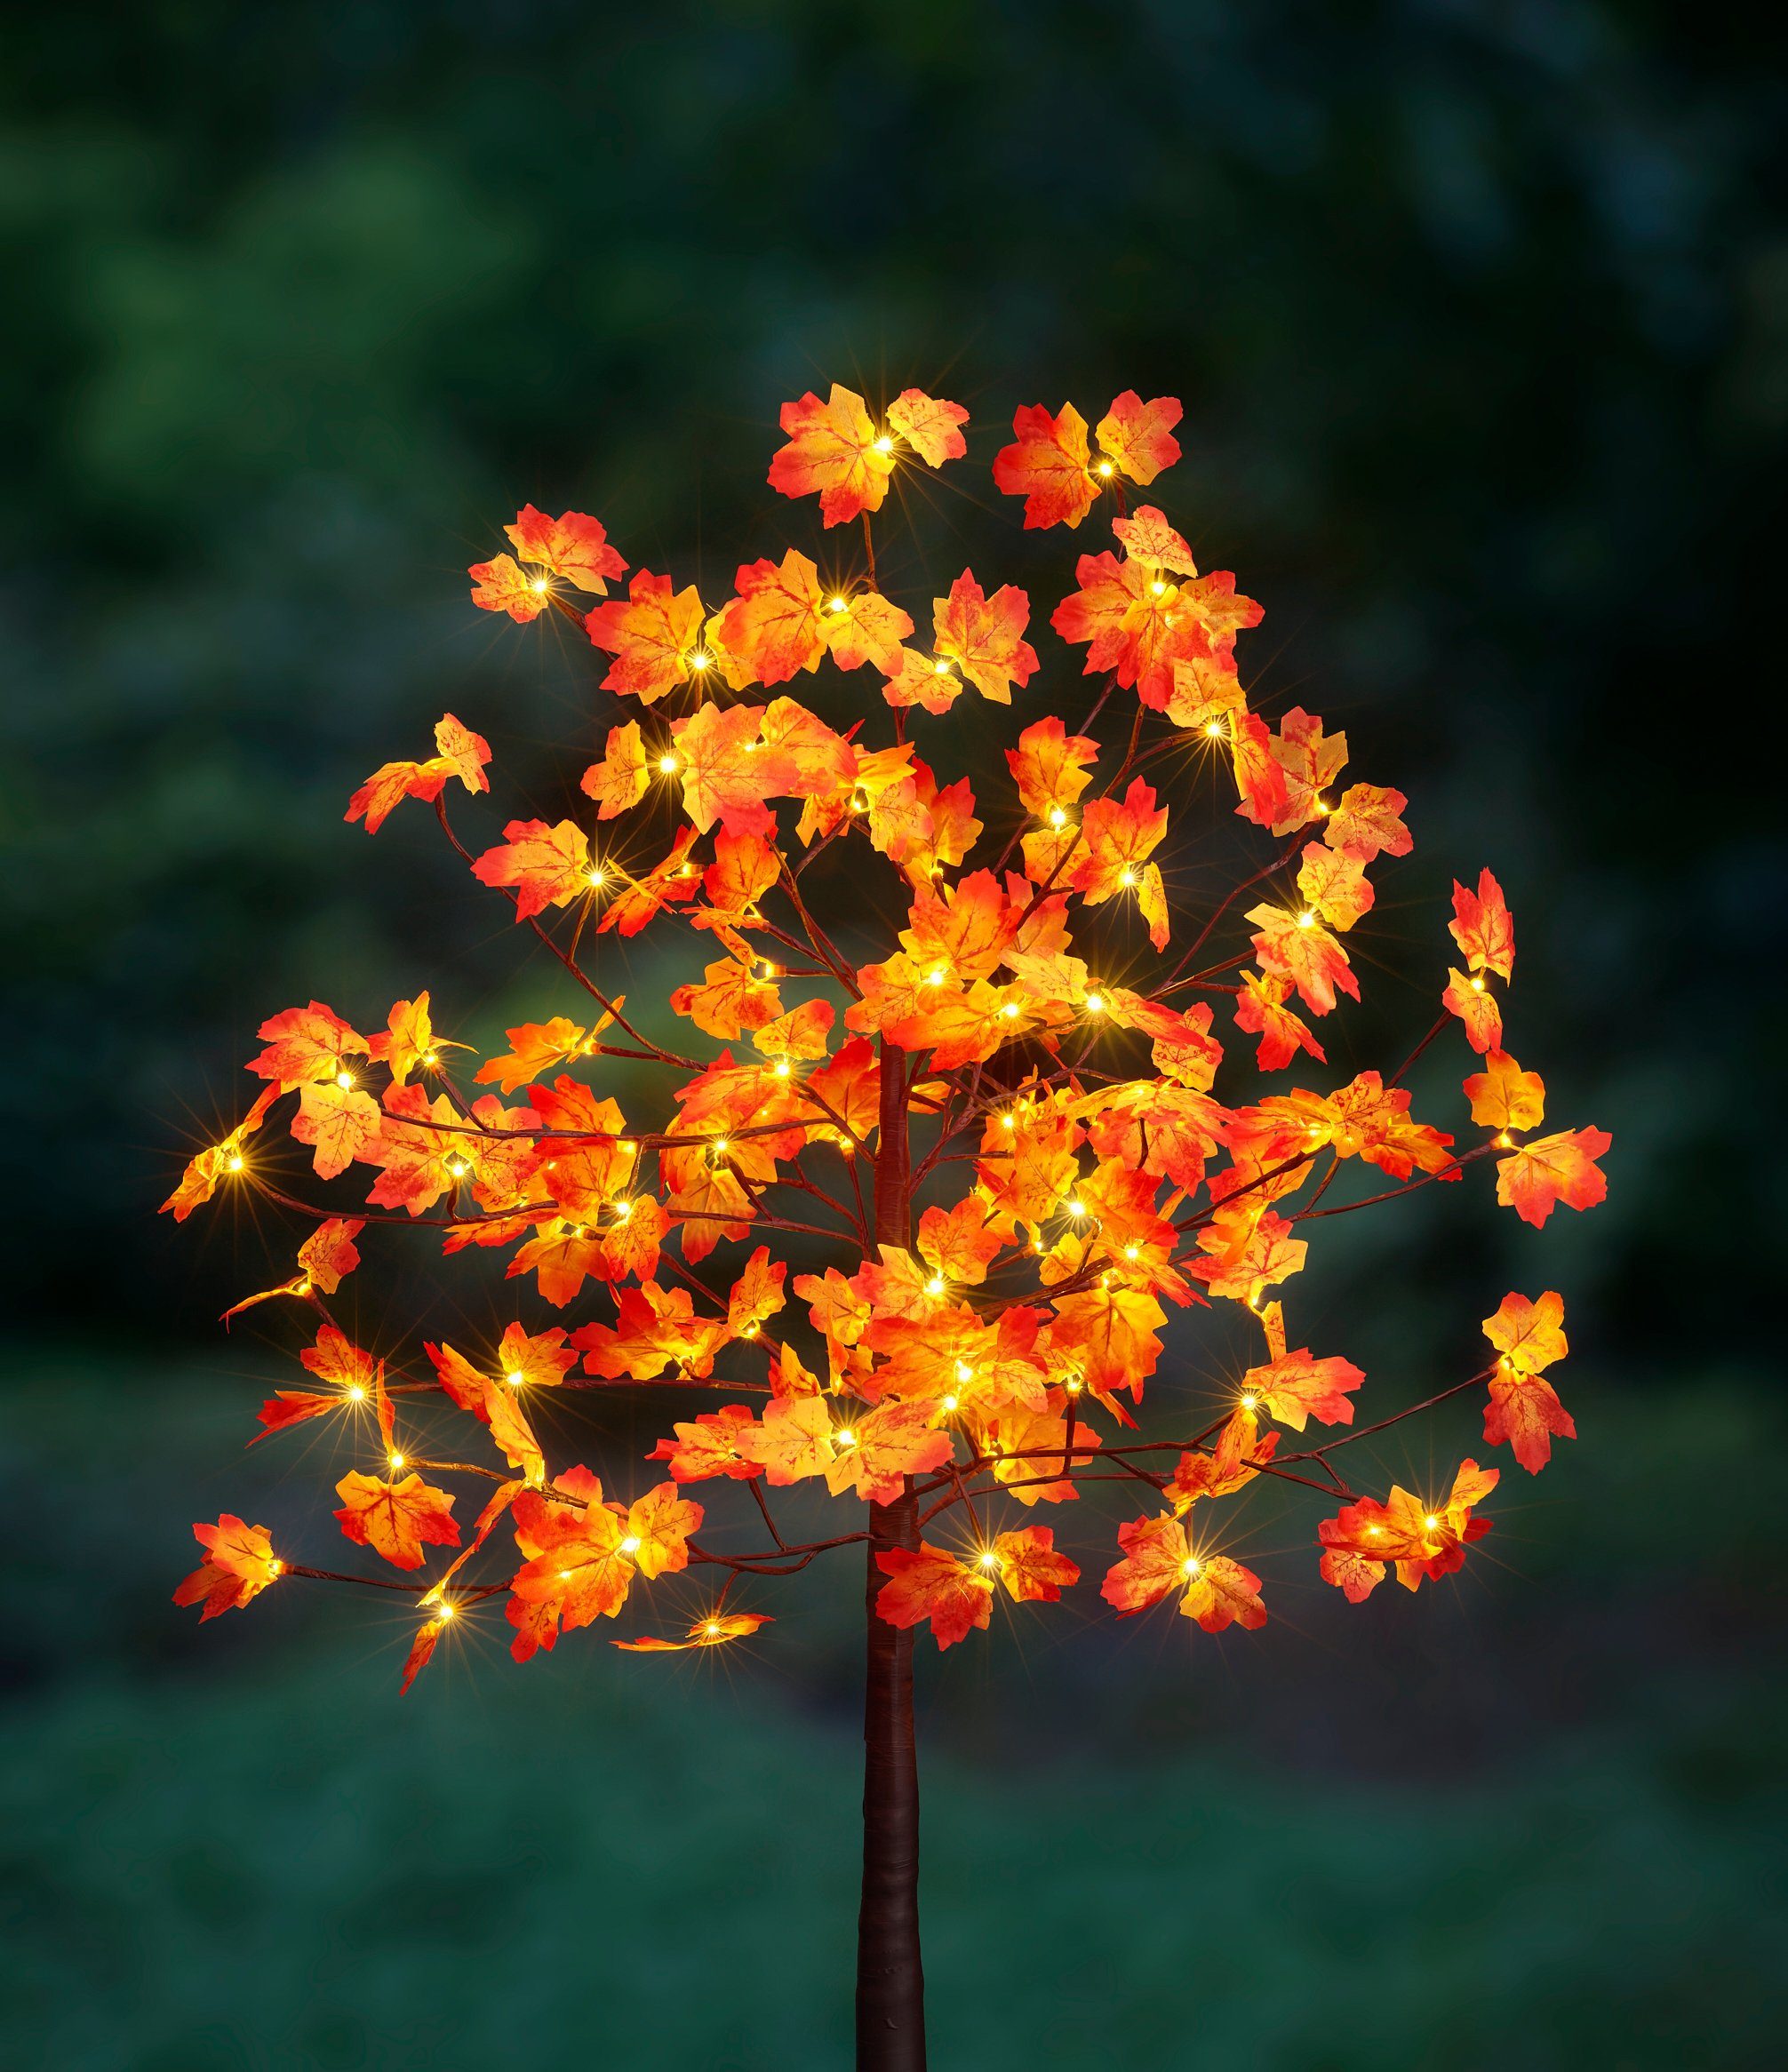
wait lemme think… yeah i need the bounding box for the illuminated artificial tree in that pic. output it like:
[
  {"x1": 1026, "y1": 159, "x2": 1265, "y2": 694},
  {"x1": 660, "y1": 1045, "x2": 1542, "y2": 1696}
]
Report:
[{"x1": 166, "y1": 381, "x2": 1610, "y2": 2070}]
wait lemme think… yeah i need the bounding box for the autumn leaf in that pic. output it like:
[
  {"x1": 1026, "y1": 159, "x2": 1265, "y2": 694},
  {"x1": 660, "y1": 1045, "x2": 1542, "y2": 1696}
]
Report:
[
  {"x1": 333, "y1": 1470, "x2": 460, "y2": 1570},
  {"x1": 471, "y1": 819, "x2": 593, "y2": 920},
  {"x1": 347, "y1": 713, "x2": 492, "y2": 833},
  {"x1": 1482, "y1": 1289, "x2": 1568, "y2": 1375},
  {"x1": 1496, "y1": 1128, "x2": 1612, "y2": 1227},
  {"x1": 1094, "y1": 391, "x2": 1182, "y2": 484},
  {"x1": 581, "y1": 721, "x2": 652, "y2": 819},
  {"x1": 768, "y1": 384, "x2": 893, "y2": 526},
  {"x1": 507, "y1": 1468, "x2": 635, "y2": 1640},
  {"x1": 1101, "y1": 1515, "x2": 1266, "y2": 1634},
  {"x1": 1442, "y1": 967, "x2": 1504, "y2": 1055},
  {"x1": 1318, "y1": 1459, "x2": 1498, "y2": 1598},
  {"x1": 932, "y1": 570, "x2": 1039, "y2": 703},
  {"x1": 1484, "y1": 1359, "x2": 1576, "y2": 1474},
  {"x1": 709, "y1": 550, "x2": 826, "y2": 687},
  {"x1": 1234, "y1": 972, "x2": 1326, "y2": 1073},
  {"x1": 673, "y1": 701, "x2": 800, "y2": 839},
  {"x1": 173, "y1": 1515, "x2": 282, "y2": 1620},
  {"x1": 1450, "y1": 867, "x2": 1514, "y2": 980},
  {"x1": 1113, "y1": 504, "x2": 1198, "y2": 574},
  {"x1": 886, "y1": 387, "x2": 969, "y2": 466},
  {"x1": 822, "y1": 590, "x2": 914, "y2": 673},
  {"x1": 1325, "y1": 782, "x2": 1409, "y2": 861},
  {"x1": 986, "y1": 1526, "x2": 1080, "y2": 1603},
  {"x1": 584, "y1": 571, "x2": 708, "y2": 702},
  {"x1": 615, "y1": 1613, "x2": 773, "y2": 1653},
  {"x1": 467, "y1": 553, "x2": 551, "y2": 622},
  {"x1": 1464, "y1": 1049, "x2": 1545, "y2": 1134},
  {"x1": 367, "y1": 992, "x2": 435, "y2": 1088},
  {"x1": 874, "y1": 1542, "x2": 996, "y2": 1648},
  {"x1": 1241, "y1": 1349, "x2": 1364, "y2": 1431},
  {"x1": 1006, "y1": 715, "x2": 1099, "y2": 817},
  {"x1": 504, "y1": 505, "x2": 627, "y2": 594},
  {"x1": 992, "y1": 402, "x2": 1098, "y2": 530},
  {"x1": 825, "y1": 1400, "x2": 954, "y2": 1504},
  {"x1": 1248, "y1": 905, "x2": 1360, "y2": 1017},
  {"x1": 249, "y1": 1001, "x2": 371, "y2": 1090},
  {"x1": 162, "y1": 1087, "x2": 277, "y2": 1221},
  {"x1": 399, "y1": 1617, "x2": 446, "y2": 1694},
  {"x1": 291, "y1": 1080, "x2": 382, "y2": 1180},
  {"x1": 647, "y1": 1404, "x2": 763, "y2": 1483}
]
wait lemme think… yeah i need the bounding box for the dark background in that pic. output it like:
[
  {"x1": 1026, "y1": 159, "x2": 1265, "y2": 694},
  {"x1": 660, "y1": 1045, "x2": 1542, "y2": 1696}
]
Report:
[{"x1": 4, "y1": 4, "x2": 1784, "y2": 2068}]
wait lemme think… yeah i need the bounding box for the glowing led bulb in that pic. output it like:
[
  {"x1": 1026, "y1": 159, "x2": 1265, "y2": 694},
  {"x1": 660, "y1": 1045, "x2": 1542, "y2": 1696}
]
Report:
[
  {"x1": 447, "y1": 1159, "x2": 469, "y2": 1178},
  {"x1": 437, "y1": 1599, "x2": 457, "y2": 1619},
  {"x1": 712, "y1": 1137, "x2": 730, "y2": 1154},
  {"x1": 978, "y1": 1550, "x2": 1000, "y2": 1569},
  {"x1": 774, "y1": 1058, "x2": 792, "y2": 1078},
  {"x1": 347, "y1": 1383, "x2": 367, "y2": 1402},
  {"x1": 873, "y1": 434, "x2": 894, "y2": 455},
  {"x1": 1085, "y1": 992, "x2": 1105, "y2": 1015},
  {"x1": 1119, "y1": 865, "x2": 1137, "y2": 886},
  {"x1": 387, "y1": 1452, "x2": 405, "y2": 1471},
  {"x1": 1470, "y1": 976, "x2": 1485, "y2": 993},
  {"x1": 1297, "y1": 911, "x2": 1315, "y2": 929},
  {"x1": 1000, "y1": 1002, "x2": 1019, "y2": 1019},
  {"x1": 225, "y1": 1152, "x2": 244, "y2": 1172},
  {"x1": 932, "y1": 657, "x2": 952, "y2": 675},
  {"x1": 705, "y1": 1622, "x2": 721, "y2": 1638},
  {"x1": 334, "y1": 1069, "x2": 355, "y2": 1089},
  {"x1": 827, "y1": 594, "x2": 848, "y2": 614},
  {"x1": 1048, "y1": 805, "x2": 1067, "y2": 827},
  {"x1": 620, "y1": 1535, "x2": 643, "y2": 1555},
  {"x1": 1425, "y1": 1515, "x2": 1440, "y2": 1531},
  {"x1": 1182, "y1": 1556, "x2": 1201, "y2": 1578},
  {"x1": 611, "y1": 1199, "x2": 633, "y2": 1221},
  {"x1": 1241, "y1": 1393, "x2": 1257, "y2": 1411},
  {"x1": 1150, "y1": 578, "x2": 1166, "y2": 596},
  {"x1": 925, "y1": 1275, "x2": 946, "y2": 1296},
  {"x1": 835, "y1": 1429, "x2": 857, "y2": 1449},
  {"x1": 585, "y1": 863, "x2": 607, "y2": 887},
  {"x1": 506, "y1": 1369, "x2": 524, "y2": 1388},
  {"x1": 531, "y1": 576, "x2": 550, "y2": 594},
  {"x1": 954, "y1": 1360, "x2": 973, "y2": 1383},
  {"x1": 1001, "y1": 1112, "x2": 1015, "y2": 1129},
  {"x1": 1064, "y1": 1376, "x2": 1083, "y2": 1395},
  {"x1": 1095, "y1": 458, "x2": 1115, "y2": 478},
  {"x1": 1124, "y1": 1244, "x2": 1139, "y2": 1261},
  {"x1": 1066, "y1": 1198, "x2": 1086, "y2": 1217},
  {"x1": 1204, "y1": 720, "x2": 1223, "y2": 737},
  {"x1": 941, "y1": 1394, "x2": 958, "y2": 1412},
  {"x1": 687, "y1": 650, "x2": 712, "y2": 672}
]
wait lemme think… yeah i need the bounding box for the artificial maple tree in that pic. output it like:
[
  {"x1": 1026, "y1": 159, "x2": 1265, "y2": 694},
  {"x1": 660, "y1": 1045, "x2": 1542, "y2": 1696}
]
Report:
[{"x1": 165, "y1": 379, "x2": 1611, "y2": 2069}]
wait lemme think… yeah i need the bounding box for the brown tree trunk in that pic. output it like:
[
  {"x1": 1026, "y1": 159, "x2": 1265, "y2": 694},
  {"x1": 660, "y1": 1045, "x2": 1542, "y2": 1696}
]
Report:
[{"x1": 858, "y1": 1044, "x2": 926, "y2": 2069}]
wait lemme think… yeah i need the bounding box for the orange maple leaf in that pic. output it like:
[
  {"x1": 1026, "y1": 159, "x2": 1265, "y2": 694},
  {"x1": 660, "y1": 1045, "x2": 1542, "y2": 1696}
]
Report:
[
  {"x1": 503, "y1": 505, "x2": 627, "y2": 594},
  {"x1": 173, "y1": 1515, "x2": 282, "y2": 1620},
  {"x1": 333, "y1": 1470, "x2": 460, "y2": 1570},
  {"x1": 1094, "y1": 390, "x2": 1182, "y2": 482},
  {"x1": 585, "y1": 570, "x2": 709, "y2": 703},
  {"x1": 992, "y1": 402, "x2": 1098, "y2": 530},
  {"x1": 1495, "y1": 1128, "x2": 1612, "y2": 1228},
  {"x1": 1450, "y1": 866, "x2": 1515, "y2": 980}
]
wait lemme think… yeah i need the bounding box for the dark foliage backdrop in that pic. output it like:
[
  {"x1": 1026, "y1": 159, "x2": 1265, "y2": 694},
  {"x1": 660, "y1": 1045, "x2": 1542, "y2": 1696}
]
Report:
[{"x1": 3, "y1": 4, "x2": 1784, "y2": 2068}]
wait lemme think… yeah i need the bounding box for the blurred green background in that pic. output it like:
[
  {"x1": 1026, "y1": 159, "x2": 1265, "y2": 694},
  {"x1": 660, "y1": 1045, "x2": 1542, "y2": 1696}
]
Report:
[{"x1": 4, "y1": 4, "x2": 1784, "y2": 2067}]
